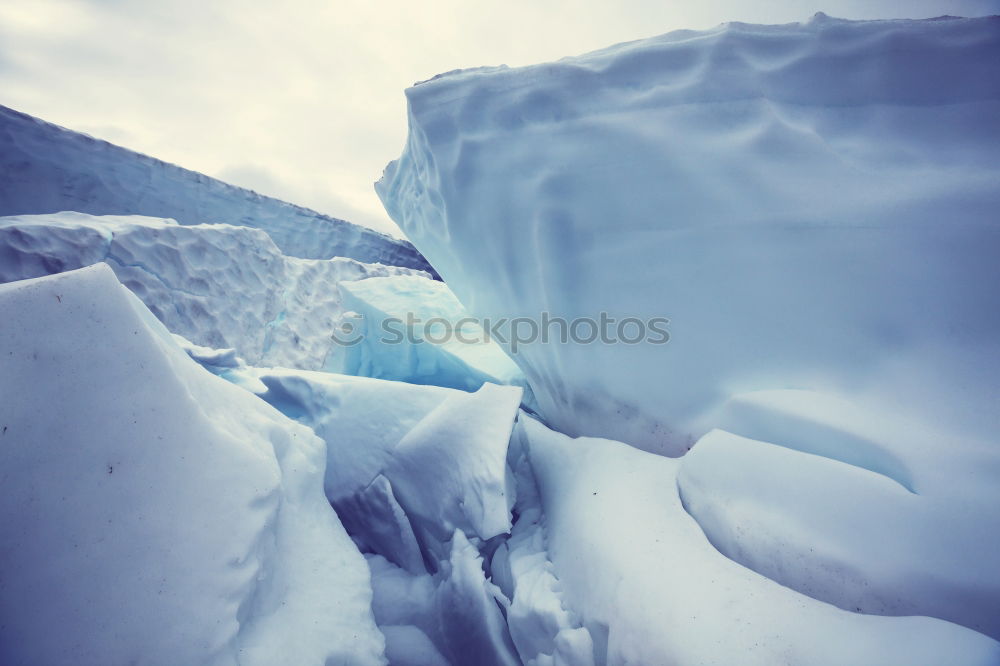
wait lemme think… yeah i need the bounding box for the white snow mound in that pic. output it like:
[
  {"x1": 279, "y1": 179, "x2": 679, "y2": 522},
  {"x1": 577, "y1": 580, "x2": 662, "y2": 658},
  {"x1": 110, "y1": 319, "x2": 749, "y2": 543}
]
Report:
[
  {"x1": 0, "y1": 264, "x2": 384, "y2": 665},
  {"x1": 677, "y1": 389, "x2": 1000, "y2": 639}
]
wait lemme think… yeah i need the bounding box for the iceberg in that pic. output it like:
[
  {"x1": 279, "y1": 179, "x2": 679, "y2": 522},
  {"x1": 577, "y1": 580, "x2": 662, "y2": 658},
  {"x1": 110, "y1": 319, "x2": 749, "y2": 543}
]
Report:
[
  {"x1": 0, "y1": 264, "x2": 384, "y2": 665},
  {"x1": 377, "y1": 14, "x2": 1000, "y2": 455}
]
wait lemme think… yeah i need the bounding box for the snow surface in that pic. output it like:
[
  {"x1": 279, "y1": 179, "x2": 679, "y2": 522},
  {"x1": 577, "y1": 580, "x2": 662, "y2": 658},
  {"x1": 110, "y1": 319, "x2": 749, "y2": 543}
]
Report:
[
  {"x1": 0, "y1": 104, "x2": 435, "y2": 272},
  {"x1": 0, "y1": 212, "x2": 425, "y2": 371},
  {"x1": 338, "y1": 274, "x2": 525, "y2": 391},
  {"x1": 0, "y1": 264, "x2": 384, "y2": 665},
  {"x1": 677, "y1": 389, "x2": 1000, "y2": 639},
  {"x1": 377, "y1": 14, "x2": 1000, "y2": 456},
  {"x1": 511, "y1": 414, "x2": 1000, "y2": 665}
]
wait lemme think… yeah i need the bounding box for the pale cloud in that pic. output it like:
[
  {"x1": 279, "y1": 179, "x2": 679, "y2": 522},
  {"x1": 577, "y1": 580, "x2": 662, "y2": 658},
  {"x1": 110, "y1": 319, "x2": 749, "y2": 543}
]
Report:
[{"x1": 1, "y1": 0, "x2": 997, "y2": 236}]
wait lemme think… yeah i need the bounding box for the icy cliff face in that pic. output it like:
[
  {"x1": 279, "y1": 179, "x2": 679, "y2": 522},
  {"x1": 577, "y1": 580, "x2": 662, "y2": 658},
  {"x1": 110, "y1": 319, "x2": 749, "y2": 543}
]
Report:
[
  {"x1": 0, "y1": 104, "x2": 435, "y2": 273},
  {"x1": 378, "y1": 14, "x2": 1000, "y2": 455}
]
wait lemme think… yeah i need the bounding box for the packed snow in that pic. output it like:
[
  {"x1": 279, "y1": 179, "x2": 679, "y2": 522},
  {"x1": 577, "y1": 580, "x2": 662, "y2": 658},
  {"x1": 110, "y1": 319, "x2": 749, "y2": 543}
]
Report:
[{"x1": 0, "y1": 104, "x2": 435, "y2": 272}]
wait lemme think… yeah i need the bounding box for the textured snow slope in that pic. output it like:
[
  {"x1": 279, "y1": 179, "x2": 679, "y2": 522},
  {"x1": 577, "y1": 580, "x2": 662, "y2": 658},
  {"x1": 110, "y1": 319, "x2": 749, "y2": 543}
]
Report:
[
  {"x1": 0, "y1": 212, "x2": 423, "y2": 370},
  {"x1": 0, "y1": 265, "x2": 384, "y2": 665},
  {"x1": 511, "y1": 415, "x2": 1000, "y2": 665},
  {"x1": 0, "y1": 104, "x2": 434, "y2": 272},
  {"x1": 378, "y1": 14, "x2": 1000, "y2": 455}
]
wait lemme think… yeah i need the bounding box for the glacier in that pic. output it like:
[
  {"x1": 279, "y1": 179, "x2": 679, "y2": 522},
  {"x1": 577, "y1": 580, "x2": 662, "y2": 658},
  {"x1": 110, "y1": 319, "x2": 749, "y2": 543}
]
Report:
[
  {"x1": 220, "y1": 366, "x2": 525, "y2": 663},
  {"x1": 1, "y1": 12, "x2": 999, "y2": 666},
  {"x1": 0, "y1": 104, "x2": 435, "y2": 273}
]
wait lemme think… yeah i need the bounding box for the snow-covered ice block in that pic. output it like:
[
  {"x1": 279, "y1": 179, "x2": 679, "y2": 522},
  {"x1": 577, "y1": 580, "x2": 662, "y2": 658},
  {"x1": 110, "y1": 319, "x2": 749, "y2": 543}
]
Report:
[
  {"x1": 384, "y1": 383, "x2": 522, "y2": 549},
  {"x1": 367, "y1": 553, "x2": 440, "y2": 639},
  {"x1": 0, "y1": 212, "x2": 424, "y2": 371},
  {"x1": 338, "y1": 274, "x2": 524, "y2": 391},
  {"x1": 233, "y1": 368, "x2": 521, "y2": 566},
  {"x1": 0, "y1": 103, "x2": 435, "y2": 271},
  {"x1": 237, "y1": 368, "x2": 457, "y2": 505},
  {"x1": 0, "y1": 264, "x2": 384, "y2": 665},
  {"x1": 513, "y1": 413, "x2": 1000, "y2": 665},
  {"x1": 378, "y1": 15, "x2": 1000, "y2": 454},
  {"x1": 677, "y1": 389, "x2": 1000, "y2": 639}
]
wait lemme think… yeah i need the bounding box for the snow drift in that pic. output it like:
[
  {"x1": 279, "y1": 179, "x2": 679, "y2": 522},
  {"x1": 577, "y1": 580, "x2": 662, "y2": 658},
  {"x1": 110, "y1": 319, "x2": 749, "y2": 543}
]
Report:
[
  {"x1": 377, "y1": 14, "x2": 1000, "y2": 456},
  {"x1": 508, "y1": 414, "x2": 1000, "y2": 665},
  {"x1": 676, "y1": 388, "x2": 1000, "y2": 639},
  {"x1": 0, "y1": 104, "x2": 434, "y2": 272}
]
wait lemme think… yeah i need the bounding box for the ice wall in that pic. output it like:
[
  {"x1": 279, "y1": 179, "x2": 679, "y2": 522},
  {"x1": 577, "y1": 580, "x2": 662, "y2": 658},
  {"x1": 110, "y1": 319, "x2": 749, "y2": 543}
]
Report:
[{"x1": 377, "y1": 14, "x2": 1000, "y2": 455}]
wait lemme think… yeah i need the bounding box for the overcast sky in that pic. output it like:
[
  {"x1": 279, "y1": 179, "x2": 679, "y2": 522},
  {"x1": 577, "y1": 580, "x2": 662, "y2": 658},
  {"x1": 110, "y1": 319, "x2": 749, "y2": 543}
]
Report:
[{"x1": 2, "y1": 0, "x2": 997, "y2": 236}]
